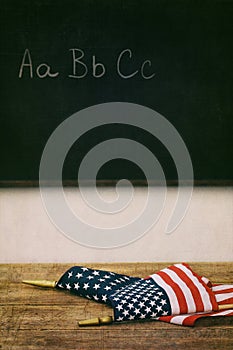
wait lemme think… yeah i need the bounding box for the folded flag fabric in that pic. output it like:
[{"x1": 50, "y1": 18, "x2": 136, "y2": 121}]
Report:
[
  {"x1": 55, "y1": 265, "x2": 141, "y2": 305},
  {"x1": 53, "y1": 263, "x2": 233, "y2": 326},
  {"x1": 158, "y1": 279, "x2": 233, "y2": 326},
  {"x1": 109, "y1": 263, "x2": 219, "y2": 322}
]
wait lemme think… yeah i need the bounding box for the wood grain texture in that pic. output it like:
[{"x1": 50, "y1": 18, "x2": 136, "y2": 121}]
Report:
[{"x1": 1, "y1": 263, "x2": 233, "y2": 350}]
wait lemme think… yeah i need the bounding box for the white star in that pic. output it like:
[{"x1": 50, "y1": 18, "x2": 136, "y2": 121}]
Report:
[
  {"x1": 104, "y1": 286, "x2": 111, "y2": 291},
  {"x1": 160, "y1": 299, "x2": 167, "y2": 305},
  {"x1": 139, "y1": 301, "x2": 145, "y2": 308},
  {"x1": 129, "y1": 315, "x2": 135, "y2": 320},
  {"x1": 93, "y1": 295, "x2": 99, "y2": 301},
  {"x1": 128, "y1": 303, "x2": 134, "y2": 309},
  {"x1": 151, "y1": 312, "x2": 157, "y2": 318},
  {"x1": 156, "y1": 305, "x2": 162, "y2": 312},
  {"x1": 66, "y1": 283, "x2": 71, "y2": 290},
  {"x1": 81, "y1": 267, "x2": 88, "y2": 271},
  {"x1": 104, "y1": 274, "x2": 110, "y2": 279},
  {"x1": 113, "y1": 297, "x2": 120, "y2": 301},
  {"x1": 134, "y1": 308, "x2": 140, "y2": 315},
  {"x1": 93, "y1": 284, "x2": 100, "y2": 290},
  {"x1": 74, "y1": 282, "x2": 80, "y2": 290},
  {"x1": 162, "y1": 311, "x2": 169, "y2": 315},
  {"x1": 145, "y1": 307, "x2": 151, "y2": 313},
  {"x1": 125, "y1": 296, "x2": 130, "y2": 300},
  {"x1": 132, "y1": 298, "x2": 138, "y2": 303},
  {"x1": 83, "y1": 283, "x2": 89, "y2": 290},
  {"x1": 102, "y1": 295, "x2": 107, "y2": 302},
  {"x1": 116, "y1": 304, "x2": 123, "y2": 311},
  {"x1": 143, "y1": 297, "x2": 149, "y2": 302},
  {"x1": 121, "y1": 299, "x2": 127, "y2": 305},
  {"x1": 75, "y1": 273, "x2": 83, "y2": 279},
  {"x1": 68, "y1": 271, "x2": 73, "y2": 278},
  {"x1": 140, "y1": 313, "x2": 146, "y2": 319},
  {"x1": 117, "y1": 316, "x2": 123, "y2": 321},
  {"x1": 154, "y1": 295, "x2": 159, "y2": 300},
  {"x1": 87, "y1": 275, "x2": 94, "y2": 280},
  {"x1": 150, "y1": 300, "x2": 156, "y2": 307},
  {"x1": 58, "y1": 283, "x2": 63, "y2": 288},
  {"x1": 123, "y1": 309, "x2": 129, "y2": 317},
  {"x1": 158, "y1": 291, "x2": 163, "y2": 296},
  {"x1": 99, "y1": 278, "x2": 105, "y2": 282},
  {"x1": 93, "y1": 271, "x2": 99, "y2": 276},
  {"x1": 110, "y1": 282, "x2": 116, "y2": 286}
]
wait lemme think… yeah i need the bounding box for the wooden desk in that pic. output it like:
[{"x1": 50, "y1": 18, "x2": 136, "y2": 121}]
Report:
[{"x1": 1, "y1": 263, "x2": 233, "y2": 349}]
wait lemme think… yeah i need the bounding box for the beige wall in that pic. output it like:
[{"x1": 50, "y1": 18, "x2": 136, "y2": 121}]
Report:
[{"x1": 0, "y1": 187, "x2": 232, "y2": 263}]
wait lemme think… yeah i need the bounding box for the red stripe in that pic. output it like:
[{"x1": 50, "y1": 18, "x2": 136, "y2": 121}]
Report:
[
  {"x1": 169, "y1": 265, "x2": 204, "y2": 312},
  {"x1": 158, "y1": 315, "x2": 174, "y2": 323},
  {"x1": 225, "y1": 311, "x2": 233, "y2": 316},
  {"x1": 218, "y1": 298, "x2": 233, "y2": 305},
  {"x1": 157, "y1": 271, "x2": 188, "y2": 314},
  {"x1": 214, "y1": 288, "x2": 233, "y2": 294},
  {"x1": 182, "y1": 263, "x2": 218, "y2": 311}
]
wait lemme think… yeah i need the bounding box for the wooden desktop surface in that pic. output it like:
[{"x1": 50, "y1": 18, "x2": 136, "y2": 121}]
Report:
[{"x1": 1, "y1": 262, "x2": 233, "y2": 349}]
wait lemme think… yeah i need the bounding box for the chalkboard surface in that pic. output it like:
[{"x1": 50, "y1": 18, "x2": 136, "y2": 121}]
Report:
[{"x1": 1, "y1": 0, "x2": 232, "y2": 185}]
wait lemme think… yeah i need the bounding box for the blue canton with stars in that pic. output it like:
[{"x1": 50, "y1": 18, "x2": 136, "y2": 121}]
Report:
[
  {"x1": 109, "y1": 279, "x2": 171, "y2": 322},
  {"x1": 55, "y1": 266, "x2": 141, "y2": 305}
]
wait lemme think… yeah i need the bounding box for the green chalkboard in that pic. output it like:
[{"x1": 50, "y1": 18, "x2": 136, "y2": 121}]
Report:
[{"x1": 0, "y1": 0, "x2": 232, "y2": 185}]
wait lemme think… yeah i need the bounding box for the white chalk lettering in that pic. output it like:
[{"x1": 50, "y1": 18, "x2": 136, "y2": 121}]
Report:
[
  {"x1": 19, "y1": 49, "x2": 33, "y2": 78},
  {"x1": 36, "y1": 63, "x2": 59, "y2": 78},
  {"x1": 18, "y1": 48, "x2": 156, "y2": 81},
  {"x1": 69, "y1": 49, "x2": 88, "y2": 78},
  {"x1": 19, "y1": 49, "x2": 59, "y2": 78},
  {"x1": 92, "y1": 56, "x2": 106, "y2": 78},
  {"x1": 141, "y1": 60, "x2": 155, "y2": 80},
  {"x1": 117, "y1": 49, "x2": 138, "y2": 79}
]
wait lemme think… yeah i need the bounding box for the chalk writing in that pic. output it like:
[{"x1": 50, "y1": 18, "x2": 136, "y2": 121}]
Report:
[
  {"x1": 18, "y1": 49, "x2": 155, "y2": 80},
  {"x1": 19, "y1": 49, "x2": 59, "y2": 78}
]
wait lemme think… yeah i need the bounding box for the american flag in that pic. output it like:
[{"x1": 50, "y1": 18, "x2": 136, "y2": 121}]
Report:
[
  {"x1": 55, "y1": 263, "x2": 233, "y2": 326},
  {"x1": 55, "y1": 265, "x2": 141, "y2": 305},
  {"x1": 109, "y1": 263, "x2": 220, "y2": 322}
]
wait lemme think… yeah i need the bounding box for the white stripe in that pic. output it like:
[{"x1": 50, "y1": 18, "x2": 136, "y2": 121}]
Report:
[
  {"x1": 175, "y1": 264, "x2": 213, "y2": 311},
  {"x1": 216, "y1": 292, "x2": 233, "y2": 302},
  {"x1": 211, "y1": 310, "x2": 233, "y2": 317},
  {"x1": 169, "y1": 314, "x2": 188, "y2": 325},
  {"x1": 201, "y1": 276, "x2": 210, "y2": 285},
  {"x1": 212, "y1": 284, "x2": 233, "y2": 292},
  {"x1": 150, "y1": 273, "x2": 180, "y2": 315},
  {"x1": 163, "y1": 268, "x2": 197, "y2": 313}
]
